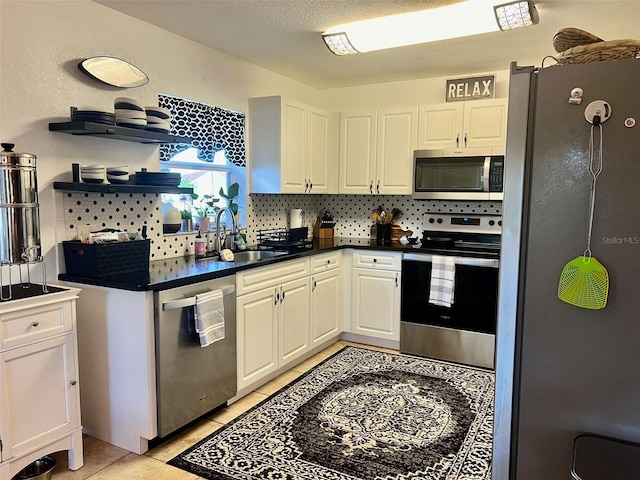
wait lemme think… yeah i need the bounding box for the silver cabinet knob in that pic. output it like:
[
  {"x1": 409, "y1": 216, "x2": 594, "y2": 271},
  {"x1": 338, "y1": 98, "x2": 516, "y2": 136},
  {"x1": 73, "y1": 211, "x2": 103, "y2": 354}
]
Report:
[
  {"x1": 70, "y1": 380, "x2": 77, "y2": 386},
  {"x1": 31, "y1": 321, "x2": 39, "y2": 327}
]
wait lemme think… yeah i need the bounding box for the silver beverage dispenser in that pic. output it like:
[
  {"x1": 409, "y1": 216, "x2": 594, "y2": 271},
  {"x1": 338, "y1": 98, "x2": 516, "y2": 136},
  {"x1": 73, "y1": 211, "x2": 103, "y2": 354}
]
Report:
[{"x1": 0, "y1": 143, "x2": 46, "y2": 299}]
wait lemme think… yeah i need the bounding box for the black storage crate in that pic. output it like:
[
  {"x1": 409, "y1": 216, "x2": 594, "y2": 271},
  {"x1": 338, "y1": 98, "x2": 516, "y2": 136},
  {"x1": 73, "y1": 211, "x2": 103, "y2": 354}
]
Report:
[{"x1": 63, "y1": 239, "x2": 151, "y2": 278}]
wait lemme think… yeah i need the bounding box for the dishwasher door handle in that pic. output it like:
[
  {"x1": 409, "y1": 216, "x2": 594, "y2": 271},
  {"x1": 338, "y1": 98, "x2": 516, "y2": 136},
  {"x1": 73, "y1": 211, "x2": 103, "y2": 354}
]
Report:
[{"x1": 162, "y1": 285, "x2": 235, "y2": 311}]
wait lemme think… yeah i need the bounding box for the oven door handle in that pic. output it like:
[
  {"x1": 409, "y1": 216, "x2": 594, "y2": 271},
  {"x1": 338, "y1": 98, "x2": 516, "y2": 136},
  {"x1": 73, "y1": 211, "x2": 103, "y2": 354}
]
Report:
[
  {"x1": 162, "y1": 285, "x2": 235, "y2": 311},
  {"x1": 403, "y1": 253, "x2": 499, "y2": 268}
]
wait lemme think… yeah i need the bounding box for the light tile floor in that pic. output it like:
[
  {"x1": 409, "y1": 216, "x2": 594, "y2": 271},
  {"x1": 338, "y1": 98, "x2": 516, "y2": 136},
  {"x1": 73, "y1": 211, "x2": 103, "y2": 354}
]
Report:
[{"x1": 50, "y1": 341, "x2": 394, "y2": 479}]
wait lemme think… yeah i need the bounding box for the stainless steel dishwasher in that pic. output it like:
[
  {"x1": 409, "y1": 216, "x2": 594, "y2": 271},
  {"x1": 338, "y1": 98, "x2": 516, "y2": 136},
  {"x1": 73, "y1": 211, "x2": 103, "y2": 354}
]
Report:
[{"x1": 154, "y1": 275, "x2": 236, "y2": 437}]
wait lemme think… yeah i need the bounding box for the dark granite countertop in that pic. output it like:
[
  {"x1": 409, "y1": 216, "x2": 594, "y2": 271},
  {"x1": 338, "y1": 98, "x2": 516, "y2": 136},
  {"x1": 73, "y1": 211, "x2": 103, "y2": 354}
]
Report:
[{"x1": 58, "y1": 237, "x2": 422, "y2": 292}]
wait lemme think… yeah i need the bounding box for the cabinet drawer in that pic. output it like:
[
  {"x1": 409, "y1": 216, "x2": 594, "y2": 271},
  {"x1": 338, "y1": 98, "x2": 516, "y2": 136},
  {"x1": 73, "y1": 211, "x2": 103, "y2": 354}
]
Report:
[
  {"x1": 310, "y1": 251, "x2": 342, "y2": 273},
  {"x1": 1, "y1": 301, "x2": 73, "y2": 350},
  {"x1": 352, "y1": 250, "x2": 401, "y2": 271},
  {"x1": 236, "y1": 258, "x2": 309, "y2": 296}
]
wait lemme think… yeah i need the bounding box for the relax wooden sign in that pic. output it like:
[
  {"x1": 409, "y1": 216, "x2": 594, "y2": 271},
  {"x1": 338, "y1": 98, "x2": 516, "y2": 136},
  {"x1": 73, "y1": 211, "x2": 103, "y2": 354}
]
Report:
[{"x1": 446, "y1": 75, "x2": 495, "y2": 102}]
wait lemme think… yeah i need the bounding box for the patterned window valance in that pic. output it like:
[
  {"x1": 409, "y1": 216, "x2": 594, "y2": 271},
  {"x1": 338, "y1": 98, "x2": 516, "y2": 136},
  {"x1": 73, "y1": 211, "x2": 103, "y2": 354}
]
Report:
[{"x1": 158, "y1": 94, "x2": 246, "y2": 167}]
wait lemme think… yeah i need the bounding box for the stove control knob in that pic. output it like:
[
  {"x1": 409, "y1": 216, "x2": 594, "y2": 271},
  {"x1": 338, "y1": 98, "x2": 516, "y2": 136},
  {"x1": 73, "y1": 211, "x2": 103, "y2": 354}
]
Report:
[
  {"x1": 436, "y1": 218, "x2": 443, "y2": 224},
  {"x1": 489, "y1": 220, "x2": 495, "y2": 226},
  {"x1": 498, "y1": 220, "x2": 502, "y2": 226},
  {"x1": 428, "y1": 218, "x2": 435, "y2": 224}
]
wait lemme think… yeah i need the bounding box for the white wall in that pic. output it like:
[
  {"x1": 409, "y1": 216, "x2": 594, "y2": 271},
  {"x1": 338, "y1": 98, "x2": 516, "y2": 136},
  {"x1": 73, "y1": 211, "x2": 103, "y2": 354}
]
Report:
[
  {"x1": 0, "y1": 0, "x2": 510, "y2": 280},
  {"x1": 319, "y1": 70, "x2": 510, "y2": 111},
  {"x1": 0, "y1": 0, "x2": 321, "y2": 280}
]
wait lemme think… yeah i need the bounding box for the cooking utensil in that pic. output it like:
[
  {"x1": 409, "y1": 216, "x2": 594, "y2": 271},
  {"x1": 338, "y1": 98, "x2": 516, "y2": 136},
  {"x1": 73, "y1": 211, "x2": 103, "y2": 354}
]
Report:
[
  {"x1": 558, "y1": 103, "x2": 610, "y2": 309},
  {"x1": 371, "y1": 210, "x2": 381, "y2": 224}
]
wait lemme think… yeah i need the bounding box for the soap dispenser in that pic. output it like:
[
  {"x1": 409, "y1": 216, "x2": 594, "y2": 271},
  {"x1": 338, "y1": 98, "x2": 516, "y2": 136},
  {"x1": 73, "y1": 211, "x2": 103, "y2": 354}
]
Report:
[{"x1": 195, "y1": 231, "x2": 205, "y2": 258}]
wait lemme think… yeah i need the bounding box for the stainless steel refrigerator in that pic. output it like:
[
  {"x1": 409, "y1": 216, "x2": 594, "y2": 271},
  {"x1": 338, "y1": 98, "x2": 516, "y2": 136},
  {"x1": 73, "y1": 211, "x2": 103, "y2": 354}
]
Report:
[{"x1": 494, "y1": 59, "x2": 640, "y2": 479}]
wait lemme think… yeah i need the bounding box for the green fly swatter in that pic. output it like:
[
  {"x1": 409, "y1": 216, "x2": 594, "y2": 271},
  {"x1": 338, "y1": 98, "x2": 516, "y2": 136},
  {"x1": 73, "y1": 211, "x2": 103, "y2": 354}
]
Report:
[{"x1": 558, "y1": 103, "x2": 610, "y2": 309}]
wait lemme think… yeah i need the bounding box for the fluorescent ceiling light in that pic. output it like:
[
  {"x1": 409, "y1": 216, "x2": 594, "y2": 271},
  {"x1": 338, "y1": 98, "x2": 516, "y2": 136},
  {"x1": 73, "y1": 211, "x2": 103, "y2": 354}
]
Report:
[
  {"x1": 494, "y1": 1, "x2": 538, "y2": 31},
  {"x1": 322, "y1": 0, "x2": 538, "y2": 55}
]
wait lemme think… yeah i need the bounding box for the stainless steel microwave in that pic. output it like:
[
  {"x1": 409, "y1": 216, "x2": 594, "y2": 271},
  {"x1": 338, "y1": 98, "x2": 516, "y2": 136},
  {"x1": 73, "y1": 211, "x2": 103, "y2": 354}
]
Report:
[{"x1": 412, "y1": 148, "x2": 505, "y2": 200}]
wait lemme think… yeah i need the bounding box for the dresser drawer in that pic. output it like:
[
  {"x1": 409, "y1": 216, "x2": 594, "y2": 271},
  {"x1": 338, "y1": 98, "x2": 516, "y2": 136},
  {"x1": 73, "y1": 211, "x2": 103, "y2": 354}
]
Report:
[
  {"x1": 352, "y1": 250, "x2": 402, "y2": 271},
  {"x1": 1, "y1": 300, "x2": 73, "y2": 350},
  {"x1": 310, "y1": 251, "x2": 342, "y2": 273}
]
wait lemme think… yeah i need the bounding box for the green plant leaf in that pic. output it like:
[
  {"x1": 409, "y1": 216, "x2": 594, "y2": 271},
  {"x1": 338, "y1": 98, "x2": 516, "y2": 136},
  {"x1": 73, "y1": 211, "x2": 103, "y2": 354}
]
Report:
[
  {"x1": 220, "y1": 182, "x2": 239, "y2": 200},
  {"x1": 230, "y1": 203, "x2": 238, "y2": 216}
]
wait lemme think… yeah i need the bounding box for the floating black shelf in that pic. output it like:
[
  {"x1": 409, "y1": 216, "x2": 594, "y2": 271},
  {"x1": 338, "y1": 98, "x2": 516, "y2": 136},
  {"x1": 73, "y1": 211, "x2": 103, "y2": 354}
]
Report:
[
  {"x1": 53, "y1": 182, "x2": 193, "y2": 195},
  {"x1": 48, "y1": 121, "x2": 192, "y2": 144}
]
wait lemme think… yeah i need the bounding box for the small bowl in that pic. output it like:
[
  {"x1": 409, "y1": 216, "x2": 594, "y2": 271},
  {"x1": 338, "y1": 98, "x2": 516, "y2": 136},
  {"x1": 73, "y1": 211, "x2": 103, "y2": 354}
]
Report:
[
  {"x1": 114, "y1": 97, "x2": 144, "y2": 111},
  {"x1": 107, "y1": 166, "x2": 129, "y2": 175},
  {"x1": 82, "y1": 177, "x2": 105, "y2": 184},
  {"x1": 107, "y1": 175, "x2": 129, "y2": 184},
  {"x1": 145, "y1": 106, "x2": 171, "y2": 120},
  {"x1": 163, "y1": 223, "x2": 181, "y2": 234}
]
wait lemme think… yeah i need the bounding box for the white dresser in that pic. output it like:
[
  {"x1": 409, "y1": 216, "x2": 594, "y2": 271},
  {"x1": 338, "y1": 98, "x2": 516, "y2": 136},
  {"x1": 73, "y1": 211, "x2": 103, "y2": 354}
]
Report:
[{"x1": 0, "y1": 285, "x2": 83, "y2": 480}]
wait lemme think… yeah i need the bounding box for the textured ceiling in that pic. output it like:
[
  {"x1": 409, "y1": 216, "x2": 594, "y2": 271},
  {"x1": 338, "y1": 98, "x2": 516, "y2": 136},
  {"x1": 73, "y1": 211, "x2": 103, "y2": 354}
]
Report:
[{"x1": 94, "y1": 0, "x2": 640, "y2": 89}]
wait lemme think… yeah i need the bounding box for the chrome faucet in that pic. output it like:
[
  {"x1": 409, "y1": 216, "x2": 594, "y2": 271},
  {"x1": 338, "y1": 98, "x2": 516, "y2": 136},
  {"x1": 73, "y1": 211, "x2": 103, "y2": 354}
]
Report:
[{"x1": 214, "y1": 206, "x2": 237, "y2": 253}]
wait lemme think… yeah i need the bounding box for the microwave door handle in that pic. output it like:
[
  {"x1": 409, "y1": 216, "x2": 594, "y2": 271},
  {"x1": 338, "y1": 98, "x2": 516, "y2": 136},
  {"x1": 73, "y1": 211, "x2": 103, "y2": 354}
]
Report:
[
  {"x1": 483, "y1": 158, "x2": 490, "y2": 192},
  {"x1": 162, "y1": 285, "x2": 235, "y2": 311}
]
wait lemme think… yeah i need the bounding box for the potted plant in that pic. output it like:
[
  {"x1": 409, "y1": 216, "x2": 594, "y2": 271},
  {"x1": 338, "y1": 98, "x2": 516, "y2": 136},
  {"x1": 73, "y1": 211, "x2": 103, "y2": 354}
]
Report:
[
  {"x1": 192, "y1": 194, "x2": 219, "y2": 231},
  {"x1": 180, "y1": 208, "x2": 193, "y2": 232},
  {"x1": 219, "y1": 182, "x2": 240, "y2": 224}
]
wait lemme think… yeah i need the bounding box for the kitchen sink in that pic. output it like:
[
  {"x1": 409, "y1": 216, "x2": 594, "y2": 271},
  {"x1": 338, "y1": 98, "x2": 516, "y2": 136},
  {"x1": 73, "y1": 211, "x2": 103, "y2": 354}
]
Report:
[
  {"x1": 199, "y1": 249, "x2": 288, "y2": 263},
  {"x1": 230, "y1": 250, "x2": 288, "y2": 262}
]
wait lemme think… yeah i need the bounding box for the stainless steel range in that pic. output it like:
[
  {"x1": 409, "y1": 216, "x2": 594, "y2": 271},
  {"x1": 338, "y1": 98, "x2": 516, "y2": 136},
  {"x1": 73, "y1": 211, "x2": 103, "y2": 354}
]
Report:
[{"x1": 400, "y1": 213, "x2": 501, "y2": 369}]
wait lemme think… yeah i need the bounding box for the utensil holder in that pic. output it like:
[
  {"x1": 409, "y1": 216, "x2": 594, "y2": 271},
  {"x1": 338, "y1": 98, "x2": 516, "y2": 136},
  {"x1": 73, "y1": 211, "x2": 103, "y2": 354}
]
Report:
[{"x1": 376, "y1": 223, "x2": 392, "y2": 245}]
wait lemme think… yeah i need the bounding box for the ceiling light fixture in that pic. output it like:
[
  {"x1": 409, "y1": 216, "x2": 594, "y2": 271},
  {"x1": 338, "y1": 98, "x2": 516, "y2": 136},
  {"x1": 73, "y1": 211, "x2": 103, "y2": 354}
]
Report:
[
  {"x1": 322, "y1": 0, "x2": 538, "y2": 56},
  {"x1": 494, "y1": 0, "x2": 538, "y2": 31}
]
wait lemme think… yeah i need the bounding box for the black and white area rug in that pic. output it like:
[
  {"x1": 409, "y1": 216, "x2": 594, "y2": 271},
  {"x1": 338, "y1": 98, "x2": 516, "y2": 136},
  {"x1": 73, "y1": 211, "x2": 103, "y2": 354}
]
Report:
[{"x1": 168, "y1": 346, "x2": 494, "y2": 479}]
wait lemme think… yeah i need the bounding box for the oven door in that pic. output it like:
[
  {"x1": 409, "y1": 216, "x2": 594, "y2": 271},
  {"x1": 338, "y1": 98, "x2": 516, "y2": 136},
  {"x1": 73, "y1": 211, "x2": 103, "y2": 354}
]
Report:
[{"x1": 400, "y1": 252, "x2": 499, "y2": 368}]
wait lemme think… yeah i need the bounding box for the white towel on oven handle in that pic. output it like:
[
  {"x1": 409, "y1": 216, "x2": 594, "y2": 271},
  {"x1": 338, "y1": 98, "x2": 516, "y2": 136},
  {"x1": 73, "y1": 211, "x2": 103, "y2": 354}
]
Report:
[
  {"x1": 429, "y1": 255, "x2": 456, "y2": 308},
  {"x1": 194, "y1": 289, "x2": 225, "y2": 347}
]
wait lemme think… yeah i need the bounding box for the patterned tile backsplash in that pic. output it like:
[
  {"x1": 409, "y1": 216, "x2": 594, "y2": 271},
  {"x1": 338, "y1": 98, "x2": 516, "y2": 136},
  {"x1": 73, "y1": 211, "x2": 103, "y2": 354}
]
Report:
[{"x1": 58, "y1": 191, "x2": 502, "y2": 262}]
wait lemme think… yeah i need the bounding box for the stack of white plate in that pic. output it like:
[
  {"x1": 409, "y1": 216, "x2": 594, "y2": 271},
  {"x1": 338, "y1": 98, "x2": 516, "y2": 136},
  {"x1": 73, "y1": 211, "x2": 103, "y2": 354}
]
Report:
[
  {"x1": 106, "y1": 166, "x2": 129, "y2": 184},
  {"x1": 81, "y1": 164, "x2": 106, "y2": 184},
  {"x1": 114, "y1": 97, "x2": 146, "y2": 129},
  {"x1": 145, "y1": 106, "x2": 172, "y2": 133}
]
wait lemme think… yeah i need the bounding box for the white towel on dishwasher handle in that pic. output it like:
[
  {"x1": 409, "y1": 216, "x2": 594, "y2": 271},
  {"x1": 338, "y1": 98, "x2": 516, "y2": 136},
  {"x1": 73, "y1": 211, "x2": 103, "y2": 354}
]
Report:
[
  {"x1": 429, "y1": 255, "x2": 456, "y2": 308},
  {"x1": 194, "y1": 289, "x2": 225, "y2": 347}
]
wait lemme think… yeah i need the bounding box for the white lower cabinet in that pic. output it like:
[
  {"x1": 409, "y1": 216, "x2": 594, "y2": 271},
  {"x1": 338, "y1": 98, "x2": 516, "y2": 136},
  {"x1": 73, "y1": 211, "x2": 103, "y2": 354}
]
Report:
[
  {"x1": 236, "y1": 258, "x2": 311, "y2": 392},
  {"x1": 0, "y1": 287, "x2": 83, "y2": 480},
  {"x1": 236, "y1": 286, "x2": 279, "y2": 389},
  {"x1": 310, "y1": 252, "x2": 343, "y2": 349},
  {"x1": 236, "y1": 253, "x2": 345, "y2": 394},
  {"x1": 350, "y1": 251, "x2": 401, "y2": 341},
  {"x1": 278, "y1": 277, "x2": 310, "y2": 365}
]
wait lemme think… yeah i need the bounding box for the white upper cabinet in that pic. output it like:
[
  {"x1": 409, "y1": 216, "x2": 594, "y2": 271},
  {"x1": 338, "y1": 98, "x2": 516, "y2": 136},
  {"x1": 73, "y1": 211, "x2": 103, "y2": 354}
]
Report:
[
  {"x1": 339, "y1": 106, "x2": 417, "y2": 195},
  {"x1": 417, "y1": 98, "x2": 508, "y2": 150},
  {"x1": 249, "y1": 96, "x2": 337, "y2": 194}
]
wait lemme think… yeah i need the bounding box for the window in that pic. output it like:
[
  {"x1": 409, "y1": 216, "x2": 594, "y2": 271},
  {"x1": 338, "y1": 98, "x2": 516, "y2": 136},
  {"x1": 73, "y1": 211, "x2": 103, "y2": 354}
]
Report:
[
  {"x1": 161, "y1": 148, "x2": 242, "y2": 227},
  {"x1": 158, "y1": 94, "x2": 246, "y2": 230}
]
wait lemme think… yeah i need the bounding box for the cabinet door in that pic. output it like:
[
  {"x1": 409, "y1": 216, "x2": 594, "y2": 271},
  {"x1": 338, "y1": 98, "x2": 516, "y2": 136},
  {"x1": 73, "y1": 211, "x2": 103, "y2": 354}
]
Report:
[
  {"x1": 0, "y1": 334, "x2": 80, "y2": 460},
  {"x1": 308, "y1": 106, "x2": 336, "y2": 194},
  {"x1": 339, "y1": 111, "x2": 377, "y2": 194},
  {"x1": 376, "y1": 106, "x2": 417, "y2": 195},
  {"x1": 310, "y1": 268, "x2": 343, "y2": 349},
  {"x1": 351, "y1": 268, "x2": 401, "y2": 341},
  {"x1": 417, "y1": 103, "x2": 463, "y2": 149},
  {"x1": 236, "y1": 288, "x2": 278, "y2": 391},
  {"x1": 463, "y1": 98, "x2": 508, "y2": 147},
  {"x1": 278, "y1": 277, "x2": 310, "y2": 367},
  {"x1": 281, "y1": 99, "x2": 308, "y2": 193}
]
